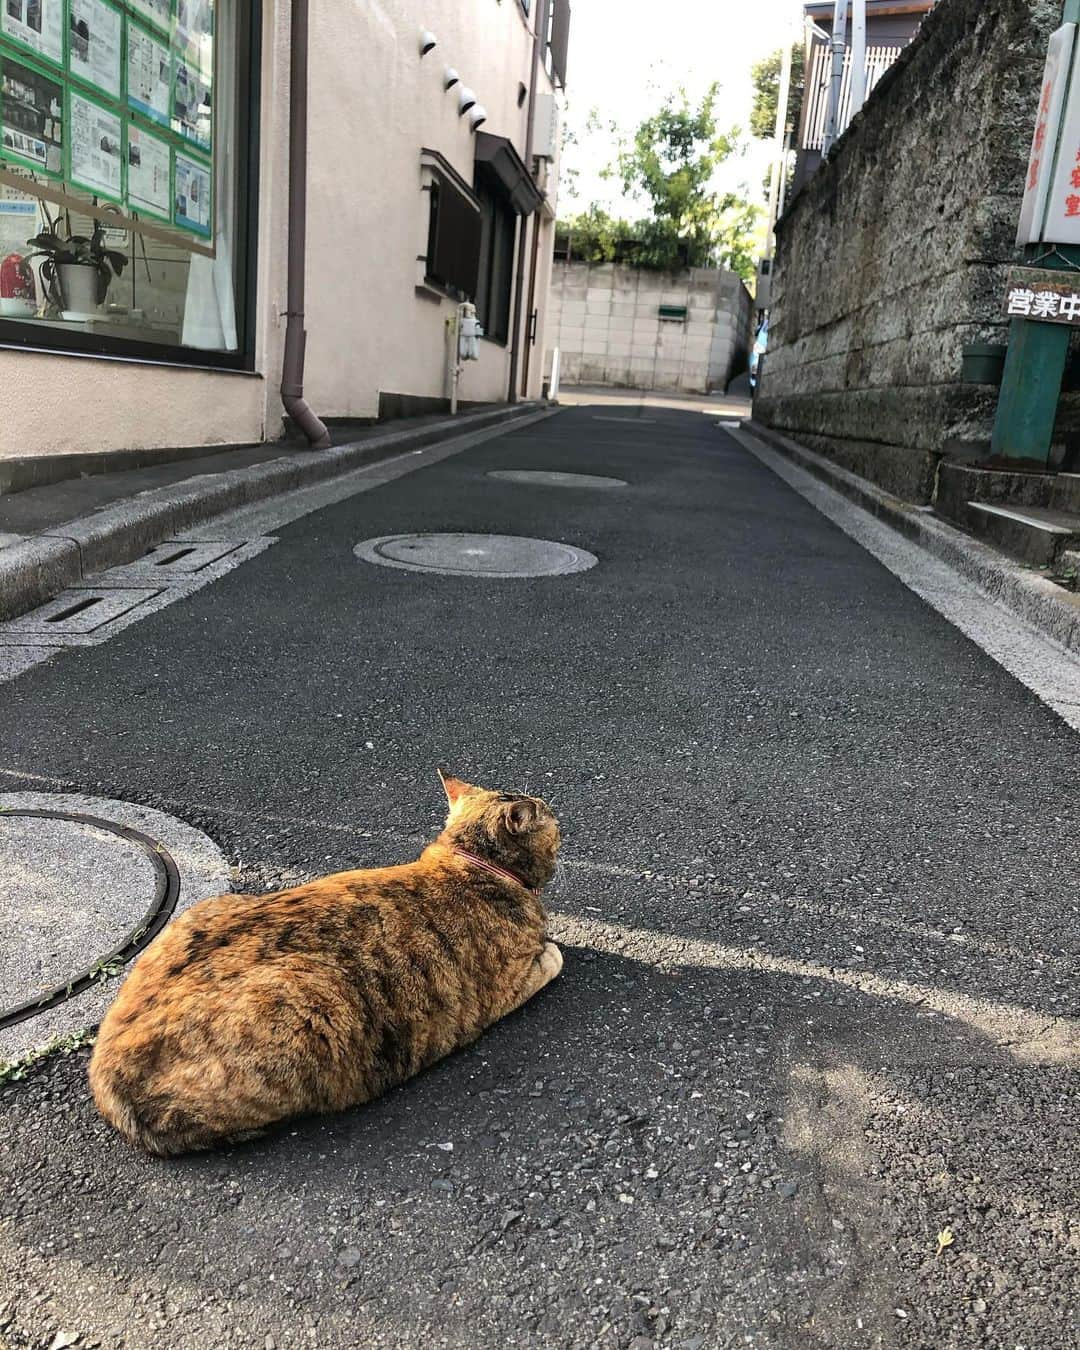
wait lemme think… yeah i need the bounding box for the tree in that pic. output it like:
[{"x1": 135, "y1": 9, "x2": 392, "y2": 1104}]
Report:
[
  {"x1": 611, "y1": 85, "x2": 761, "y2": 278},
  {"x1": 750, "y1": 46, "x2": 805, "y2": 142}
]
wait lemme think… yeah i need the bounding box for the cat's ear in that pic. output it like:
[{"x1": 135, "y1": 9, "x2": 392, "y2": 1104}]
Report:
[
  {"x1": 504, "y1": 799, "x2": 538, "y2": 835},
  {"x1": 438, "y1": 768, "x2": 475, "y2": 807}
]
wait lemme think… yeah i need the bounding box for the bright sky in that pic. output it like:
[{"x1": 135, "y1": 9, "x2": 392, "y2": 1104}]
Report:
[{"x1": 560, "y1": 0, "x2": 805, "y2": 217}]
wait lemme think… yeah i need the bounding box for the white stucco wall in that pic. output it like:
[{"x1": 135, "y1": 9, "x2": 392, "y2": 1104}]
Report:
[{"x1": 0, "y1": 0, "x2": 558, "y2": 462}]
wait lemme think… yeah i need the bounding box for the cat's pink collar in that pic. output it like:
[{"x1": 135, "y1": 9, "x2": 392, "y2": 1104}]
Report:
[{"x1": 453, "y1": 848, "x2": 541, "y2": 896}]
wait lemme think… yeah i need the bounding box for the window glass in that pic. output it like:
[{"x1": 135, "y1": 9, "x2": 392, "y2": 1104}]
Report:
[
  {"x1": 474, "y1": 180, "x2": 516, "y2": 344},
  {"x1": 0, "y1": 0, "x2": 255, "y2": 363}
]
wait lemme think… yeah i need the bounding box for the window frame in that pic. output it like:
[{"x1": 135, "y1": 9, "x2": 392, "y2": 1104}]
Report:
[{"x1": 0, "y1": 0, "x2": 262, "y2": 374}]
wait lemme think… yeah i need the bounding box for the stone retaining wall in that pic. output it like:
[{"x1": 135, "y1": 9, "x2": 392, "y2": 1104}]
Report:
[{"x1": 755, "y1": 0, "x2": 1079, "y2": 503}]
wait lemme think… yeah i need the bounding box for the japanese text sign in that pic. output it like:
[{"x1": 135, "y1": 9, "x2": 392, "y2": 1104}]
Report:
[
  {"x1": 1018, "y1": 24, "x2": 1077, "y2": 246},
  {"x1": 1005, "y1": 268, "x2": 1080, "y2": 324}
]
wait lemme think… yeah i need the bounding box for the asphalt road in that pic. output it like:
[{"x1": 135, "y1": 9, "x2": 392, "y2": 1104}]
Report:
[{"x1": 1, "y1": 404, "x2": 1077, "y2": 1350}]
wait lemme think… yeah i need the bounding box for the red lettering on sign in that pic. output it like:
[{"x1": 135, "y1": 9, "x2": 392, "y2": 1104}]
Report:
[
  {"x1": 1036, "y1": 123, "x2": 1048, "y2": 152},
  {"x1": 1066, "y1": 194, "x2": 1080, "y2": 218},
  {"x1": 1030, "y1": 159, "x2": 1042, "y2": 190}
]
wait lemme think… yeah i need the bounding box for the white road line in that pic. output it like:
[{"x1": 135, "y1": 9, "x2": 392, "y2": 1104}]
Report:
[{"x1": 732, "y1": 428, "x2": 1080, "y2": 733}]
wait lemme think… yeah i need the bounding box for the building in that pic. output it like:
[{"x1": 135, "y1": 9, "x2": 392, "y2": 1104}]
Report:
[
  {"x1": 792, "y1": 1, "x2": 936, "y2": 194},
  {"x1": 0, "y1": 0, "x2": 569, "y2": 477}
]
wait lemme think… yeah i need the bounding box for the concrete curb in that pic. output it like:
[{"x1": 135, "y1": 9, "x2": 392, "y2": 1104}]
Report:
[
  {"x1": 0, "y1": 402, "x2": 546, "y2": 622},
  {"x1": 741, "y1": 419, "x2": 1080, "y2": 656}
]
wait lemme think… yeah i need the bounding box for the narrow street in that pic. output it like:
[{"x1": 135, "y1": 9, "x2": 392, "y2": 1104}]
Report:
[{"x1": 1, "y1": 403, "x2": 1077, "y2": 1349}]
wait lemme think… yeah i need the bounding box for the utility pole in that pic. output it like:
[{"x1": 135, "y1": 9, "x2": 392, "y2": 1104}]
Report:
[
  {"x1": 822, "y1": 0, "x2": 849, "y2": 156},
  {"x1": 991, "y1": 0, "x2": 1080, "y2": 463},
  {"x1": 765, "y1": 38, "x2": 794, "y2": 253},
  {"x1": 850, "y1": 0, "x2": 867, "y2": 116}
]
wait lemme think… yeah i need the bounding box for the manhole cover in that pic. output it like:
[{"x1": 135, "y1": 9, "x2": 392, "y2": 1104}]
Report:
[
  {"x1": 0, "y1": 793, "x2": 231, "y2": 1061},
  {"x1": 0, "y1": 811, "x2": 178, "y2": 1029},
  {"x1": 485, "y1": 470, "x2": 628, "y2": 489},
  {"x1": 353, "y1": 533, "x2": 598, "y2": 578}
]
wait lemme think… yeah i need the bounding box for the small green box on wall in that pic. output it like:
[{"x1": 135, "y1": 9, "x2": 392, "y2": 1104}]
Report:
[{"x1": 658, "y1": 305, "x2": 687, "y2": 321}]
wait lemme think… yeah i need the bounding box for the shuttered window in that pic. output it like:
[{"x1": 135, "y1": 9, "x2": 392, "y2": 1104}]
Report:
[{"x1": 426, "y1": 174, "x2": 482, "y2": 299}]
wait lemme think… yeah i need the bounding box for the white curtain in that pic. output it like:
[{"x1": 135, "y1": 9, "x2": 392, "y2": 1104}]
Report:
[{"x1": 181, "y1": 0, "x2": 238, "y2": 350}]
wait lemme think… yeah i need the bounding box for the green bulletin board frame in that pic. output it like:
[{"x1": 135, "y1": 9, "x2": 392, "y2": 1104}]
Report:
[
  {"x1": 0, "y1": 0, "x2": 216, "y2": 250},
  {"x1": 0, "y1": 47, "x2": 67, "y2": 180},
  {"x1": 68, "y1": 0, "x2": 126, "y2": 103},
  {"x1": 0, "y1": 0, "x2": 65, "y2": 73},
  {"x1": 67, "y1": 85, "x2": 125, "y2": 205},
  {"x1": 124, "y1": 121, "x2": 172, "y2": 224}
]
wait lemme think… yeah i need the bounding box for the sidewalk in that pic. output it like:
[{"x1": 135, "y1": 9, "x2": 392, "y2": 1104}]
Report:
[{"x1": 0, "y1": 402, "x2": 546, "y2": 622}]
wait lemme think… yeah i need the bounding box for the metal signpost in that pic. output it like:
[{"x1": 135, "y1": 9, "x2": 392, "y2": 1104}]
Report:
[{"x1": 992, "y1": 1, "x2": 1080, "y2": 462}]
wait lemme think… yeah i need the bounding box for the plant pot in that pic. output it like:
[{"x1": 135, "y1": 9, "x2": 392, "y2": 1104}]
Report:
[
  {"x1": 57, "y1": 261, "x2": 103, "y2": 317},
  {"x1": 961, "y1": 342, "x2": 1007, "y2": 386}
]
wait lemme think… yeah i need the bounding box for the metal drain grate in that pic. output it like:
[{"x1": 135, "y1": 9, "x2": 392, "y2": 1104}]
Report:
[
  {"x1": 7, "y1": 587, "x2": 162, "y2": 635},
  {"x1": 138, "y1": 541, "x2": 244, "y2": 573}
]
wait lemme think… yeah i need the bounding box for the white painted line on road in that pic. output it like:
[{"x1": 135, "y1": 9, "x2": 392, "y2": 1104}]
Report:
[
  {"x1": 549, "y1": 913, "x2": 1077, "y2": 1066},
  {"x1": 732, "y1": 428, "x2": 1080, "y2": 733}
]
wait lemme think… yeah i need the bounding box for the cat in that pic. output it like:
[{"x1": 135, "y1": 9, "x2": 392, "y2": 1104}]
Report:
[{"x1": 89, "y1": 771, "x2": 563, "y2": 1156}]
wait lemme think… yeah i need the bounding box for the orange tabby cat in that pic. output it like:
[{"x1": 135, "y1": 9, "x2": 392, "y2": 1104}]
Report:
[{"x1": 89, "y1": 771, "x2": 563, "y2": 1155}]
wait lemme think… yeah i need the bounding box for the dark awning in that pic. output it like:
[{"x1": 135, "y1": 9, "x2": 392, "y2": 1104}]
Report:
[{"x1": 474, "y1": 133, "x2": 543, "y2": 215}]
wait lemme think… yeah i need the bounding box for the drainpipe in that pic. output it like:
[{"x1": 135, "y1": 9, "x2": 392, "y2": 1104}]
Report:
[
  {"x1": 280, "y1": 0, "x2": 331, "y2": 449},
  {"x1": 519, "y1": 1, "x2": 554, "y2": 399},
  {"x1": 507, "y1": 2, "x2": 546, "y2": 403}
]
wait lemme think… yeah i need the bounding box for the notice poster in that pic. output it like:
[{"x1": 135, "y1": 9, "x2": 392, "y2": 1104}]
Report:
[
  {"x1": 0, "y1": 195, "x2": 37, "y2": 252},
  {"x1": 127, "y1": 21, "x2": 171, "y2": 127},
  {"x1": 0, "y1": 0, "x2": 64, "y2": 68},
  {"x1": 176, "y1": 0, "x2": 212, "y2": 43},
  {"x1": 172, "y1": 53, "x2": 210, "y2": 151},
  {"x1": 69, "y1": 0, "x2": 123, "y2": 100},
  {"x1": 69, "y1": 89, "x2": 121, "y2": 200},
  {"x1": 129, "y1": 0, "x2": 171, "y2": 32},
  {"x1": 127, "y1": 123, "x2": 169, "y2": 220},
  {"x1": 0, "y1": 52, "x2": 63, "y2": 175},
  {"x1": 173, "y1": 149, "x2": 209, "y2": 236}
]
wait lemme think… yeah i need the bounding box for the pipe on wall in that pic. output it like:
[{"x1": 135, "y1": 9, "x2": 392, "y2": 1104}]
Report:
[
  {"x1": 280, "y1": 0, "x2": 331, "y2": 449},
  {"x1": 507, "y1": 2, "x2": 548, "y2": 403}
]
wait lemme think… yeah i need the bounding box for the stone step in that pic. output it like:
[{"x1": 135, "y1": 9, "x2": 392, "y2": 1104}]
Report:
[{"x1": 965, "y1": 502, "x2": 1080, "y2": 566}]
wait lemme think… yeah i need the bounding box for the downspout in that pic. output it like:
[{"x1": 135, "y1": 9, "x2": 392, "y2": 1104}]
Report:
[
  {"x1": 520, "y1": 0, "x2": 553, "y2": 399},
  {"x1": 507, "y1": 1, "x2": 545, "y2": 403},
  {"x1": 281, "y1": 0, "x2": 331, "y2": 449}
]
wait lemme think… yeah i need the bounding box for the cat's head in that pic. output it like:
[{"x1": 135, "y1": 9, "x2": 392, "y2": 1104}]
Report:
[{"x1": 437, "y1": 769, "x2": 561, "y2": 887}]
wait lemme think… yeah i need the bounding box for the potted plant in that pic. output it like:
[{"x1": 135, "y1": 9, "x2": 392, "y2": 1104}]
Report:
[{"x1": 27, "y1": 214, "x2": 128, "y2": 317}]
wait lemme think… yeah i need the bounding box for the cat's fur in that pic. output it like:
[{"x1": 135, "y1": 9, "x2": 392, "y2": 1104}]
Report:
[{"x1": 89, "y1": 772, "x2": 562, "y2": 1155}]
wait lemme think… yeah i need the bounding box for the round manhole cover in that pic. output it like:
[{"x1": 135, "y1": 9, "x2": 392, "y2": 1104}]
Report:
[
  {"x1": 486, "y1": 470, "x2": 628, "y2": 489},
  {"x1": 0, "y1": 793, "x2": 231, "y2": 1061},
  {"x1": 0, "y1": 810, "x2": 177, "y2": 1028},
  {"x1": 353, "y1": 533, "x2": 598, "y2": 578}
]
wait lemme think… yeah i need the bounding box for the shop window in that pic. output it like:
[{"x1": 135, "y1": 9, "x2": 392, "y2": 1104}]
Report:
[
  {"x1": 474, "y1": 180, "x2": 516, "y2": 345},
  {"x1": 0, "y1": 0, "x2": 259, "y2": 368}
]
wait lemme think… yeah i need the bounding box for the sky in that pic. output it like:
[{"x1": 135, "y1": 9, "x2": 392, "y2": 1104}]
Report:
[{"x1": 558, "y1": 0, "x2": 805, "y2": 219}]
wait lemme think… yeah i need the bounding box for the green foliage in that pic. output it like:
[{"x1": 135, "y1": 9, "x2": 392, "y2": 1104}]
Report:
[
  {"x1": 750, "y1": 46, "x2": 805, "y2": 141},
  {"x1": 555, "y1": 86, "x2": 761, "y2": 282}
]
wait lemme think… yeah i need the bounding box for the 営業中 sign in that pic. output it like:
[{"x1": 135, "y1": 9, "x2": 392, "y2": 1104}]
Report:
[{"x1": 1005, "y1": 267, "x2": 1080, "y2": 324}]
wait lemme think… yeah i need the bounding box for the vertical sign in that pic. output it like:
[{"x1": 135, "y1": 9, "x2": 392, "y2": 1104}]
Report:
[{"x1": 1018, "y1": 24, "x2": 1076, "y2": 246}]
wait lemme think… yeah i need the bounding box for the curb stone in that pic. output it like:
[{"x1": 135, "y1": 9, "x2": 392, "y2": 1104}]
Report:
[
  {"x1": 740, "y1": 419, "x2": 1080, "y2": 657},
  {"x1": 0, "y1": 402, "x2": 546, "y2": 622}
]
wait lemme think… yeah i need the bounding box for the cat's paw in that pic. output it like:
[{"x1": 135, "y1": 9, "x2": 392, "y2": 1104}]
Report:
[{"x1": 539, "y1": 940, "x2": 563, "y2": 981}]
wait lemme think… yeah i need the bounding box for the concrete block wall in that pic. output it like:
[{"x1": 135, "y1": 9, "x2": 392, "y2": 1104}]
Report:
[
  {"x1": 755, "y1": 0, "x2": 1080, "y2": 503},
  {"x1": 546, "y1": 263, "x2": 753, "y2": 393}
]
